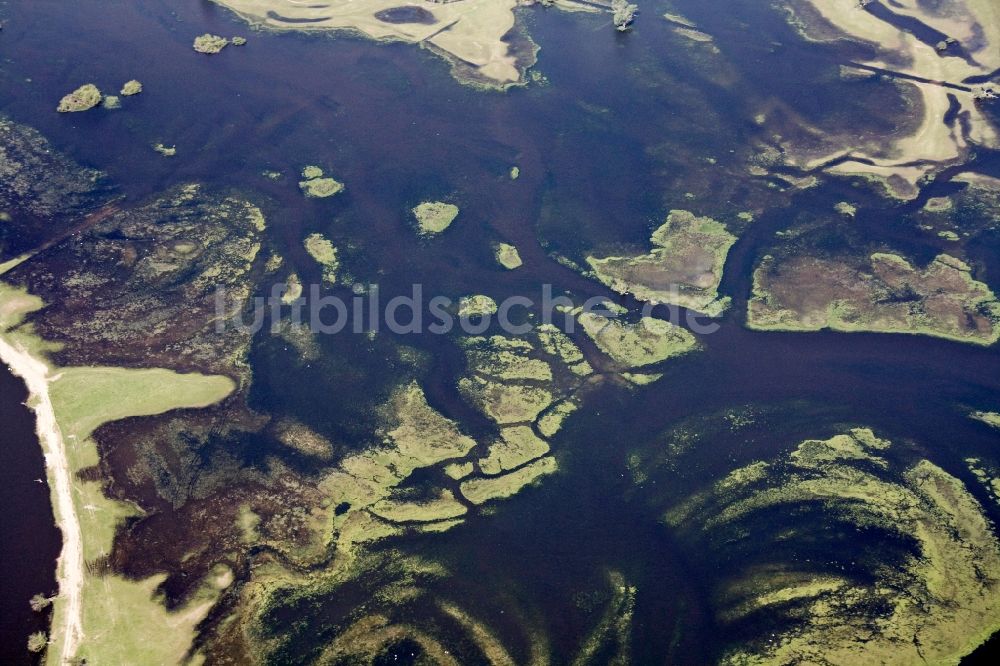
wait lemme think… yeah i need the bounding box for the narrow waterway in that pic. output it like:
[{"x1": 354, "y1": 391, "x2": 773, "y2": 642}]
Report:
[{"x1": 0, "y1": 362, "x2": 60, "y2": 665}]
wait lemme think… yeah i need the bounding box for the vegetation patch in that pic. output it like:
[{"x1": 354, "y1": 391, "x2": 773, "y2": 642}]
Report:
[
  {"x1": 320, "y1": 381, "x2": 477, "y2": 553},
  {"x1": 587, "y1": 210, "x2": 736, "y2": 316},
  {"x1": 537, "y1": 400, "x2": 578, "y2": 438},
  {"x1": 578, "y1": 312, "x2": 697, "y2": 368},
  {"x1": 193, "y1": 34, "x2": 229, "y2": 54},
  {"x1": 478, "y1": 426, "x2": 550, "y2": 475},
  {"x1": 271, "y1": 418, "x2": 335, "y2": 459},
  {"x1": 56, "y1": 84, "x2": 102, "y2": 113},
  {"x1": 119, "y1": 80, "x2": 142, "y2": 96},
  {"x1": 303, "y1": 232, "x2": 339, "y2": 284},
  {"x1": 460, "y1": 457, "x2": 558, "y2": 505},
  {"x1": 413, "y1": 201, "x2": 459, "y2": 235},
  {"x1": 572, "y1": 570, "x2": 636, "y2": 664},
  {"x1": 495, "y1": 242, "x2": 523, "y2": 270},
  {"x1": 971, "y1": 411, "x2": 1000, "y2": 430},
  {"x1": 666, "y1": 427, "x2": 1000, "y2": 664},
  {"x1": 298, "y1": 166, "x2": 344, "y2": 198},
  {"x1": 463, "y1": 336, "x2": 552, "y2": 382},
  {"x1": 370, "y1": 489, "x2": 468, "y2": 523},
  {"x1": 748, "y1": 252, "x2": 1000, "y2": 345},
  {"x1": 458, "y1": 294, "x2": 498, "y2": 318},
  {"x1": 458, "y1": 376, "x2": 553, "y2": 425}
]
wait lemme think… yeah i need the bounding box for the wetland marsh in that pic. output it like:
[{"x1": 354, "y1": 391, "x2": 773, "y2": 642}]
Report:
[{"x1": 1, "y1": 0, "x2": 1000, "y2": 664}]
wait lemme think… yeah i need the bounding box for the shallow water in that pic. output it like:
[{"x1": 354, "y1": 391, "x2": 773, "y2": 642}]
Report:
[{"x1": 1, "y1": 0, "x2": 1000, "y2": 662}]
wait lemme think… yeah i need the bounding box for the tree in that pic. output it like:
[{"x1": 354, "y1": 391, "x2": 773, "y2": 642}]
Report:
[
  {"x1": 27, "y1": 631, "x2": 48, "y2": 653},
  {"x1": 29, "y1": 593, "x2": 52, "y2": 612}
]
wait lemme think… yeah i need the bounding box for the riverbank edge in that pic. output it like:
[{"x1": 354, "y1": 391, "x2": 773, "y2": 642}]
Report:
[
  {"x1": 0, "y1": 293, "x2": 83, "y2": 664},
  {"x1": 0, "y1": 279, "x2": 237, "y2": 663}
]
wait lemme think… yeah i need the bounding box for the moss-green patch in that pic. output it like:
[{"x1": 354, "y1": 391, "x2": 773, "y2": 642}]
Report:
[
  {"x1": 0, "y1": 282, "x2": 45, "y2": 332},
  {"x1": 320, "y1": 381, "x2": 477, "y2": 553},
  {"x1": 966, "y1": 457, "x2": 1000, "y2": 506},
  {"x1": 57, "y1": 84, "x2": 102, "y2": 113},
  {"x1": 444, "y1": 461, "x2": 474, "y2": 480},
  {"x1": 572, "y1": 570, "x2": 635, "y2": 665},
  {"x1": 317, "y1": 614, "x2": 459, "y2": 666},
  {"x1": 413, "y1": 201, "x2": 459, "y2": 235},
  {"x1": 303, "y1": 232, "x2": 339, "y2": 284},
  {"x1": 152, "y1": 143, "x2": 176, "y2": 157},
  {"x1": 281, "y1": 272, "x2": 303, "y2": 304},
  {"x1": 464, "y1": 337, "x2": 552, "y2": 382},
  {"x1": 479, "y1": 426, "x2": 550, "y2": 475},
  {"x1": 971, "y1": 411, "x2": 1000, "y2": 430},
  {"x1": 458, "y1": 376, "x2": 553, "y2": 424},
  {"x1": 621, "y1": 372, "x2": 663, "y2": 386},
  {"x1": 299, "y1": 176, "x2": 344, "y2": 198},
  {"x1": 833, "y1": 201, "x2": 856, "y2": 217},
  {"x1": 495, "y1": 242, "x2": 523, "y2": 270},
  {"x1": 666, "y1": 427, "x2": 1000, "y2": 665},
  {"x1": 748, "y1": 252, "x2": 1000, "y2": 345},
  {"x1": 75, "y1": 572, "x2": 224, "y2": 666},
  {"x1": 193, "y1": 34, "x2": 229, "y2": 54},
  {"x1": 370, "y1": 489, "x2": 468, "y2": 523},
  {"x1": 788, "y1": 428, "x2": 890, "y2": 470},
  {"x1": 925, "y1": 196, "x2": 954, "y2": 213},
  {"x1": 1, "y1": 282, "x2": 236, "y2": 666},
  {"x1": 719, "y1": 572, "x2": 847, "y2": 624},
  {"x1": 537, "y1": 399, "x2": 578, "y2": 438},
  {"x1": 50, "y1": 367, "x2": 234, "y2": 443},
  {"x1": 438, "y1": 601, "x2": 518, "y2": 666},
  {"x1": 536, "y1": 323, "x2": 587, "y2": 370},
  {"x1": 119, "y1": 80, "x2": 142, "y2": 96},
  {"x1": 460, "y1": 456, "x2": 557, "y2": 504},
  {"x1": 586, "y1": 210, "x2": 737, "y2": 316},
  {"x1": 301, "y1": 165, "x2": 323, "y2": 179},
  {"x1": 102, "y1": 96, "x2": 121, "y2": 110},
  {"x1": 458, "y1": 294, "x2": 498, "y2": 318},
  {"x1": 27, "y1": 632, "x2": 46, "y2": 653},
  {"x1": 236, "y1": 504, "x2": 261, "y2": 543},
  {"x1": 272, "y1": 418, "x2": 334, "y2": 459},
  {"x1": 578, "y1": 312, "x2": 697, "y2": 368}
]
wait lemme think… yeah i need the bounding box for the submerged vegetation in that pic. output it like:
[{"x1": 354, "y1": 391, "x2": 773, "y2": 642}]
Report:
[
  {"x1": 666, "y1": 428, "x2": 1000, "y2": 663},
  {"x1": 3, "y1": 0, "x2": 1000, "y2": 661}
]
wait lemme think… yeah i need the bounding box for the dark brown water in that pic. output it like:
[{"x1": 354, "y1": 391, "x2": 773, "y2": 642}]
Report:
[
  {"x1": 1, "y1": 0, "x2": 999, "y2": 662},
  {"x1": 0, "y1": 363, "x2": 60, "y2": 665}
]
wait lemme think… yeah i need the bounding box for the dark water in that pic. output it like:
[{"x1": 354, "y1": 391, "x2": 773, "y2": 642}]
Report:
[
  {"x1": 0, "y1": 363, "x2": 60, "y2": 665},
  {"x1": 1, "y1": 0, "x2": 1000, "y2": 662}
]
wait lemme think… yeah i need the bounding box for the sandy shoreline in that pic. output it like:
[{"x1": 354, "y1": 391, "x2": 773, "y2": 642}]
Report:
[{"x1": 0, "y1": 338, "x2": 83, "y2": 664}]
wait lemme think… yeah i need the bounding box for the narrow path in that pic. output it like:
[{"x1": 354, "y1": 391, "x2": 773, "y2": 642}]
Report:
[
  {"x1": 845, "y1": 61, "x2": 973, "y2": 92},
  {"x1": 0, "y1": 339, "x2": 83, "y2": 664}
]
